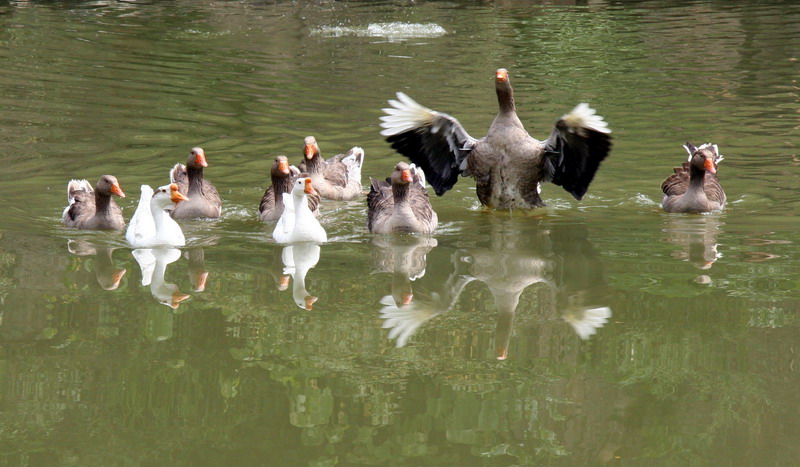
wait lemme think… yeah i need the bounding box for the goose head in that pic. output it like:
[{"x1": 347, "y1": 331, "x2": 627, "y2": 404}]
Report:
[
  {"x1": 96, "y1": 175, "x2": 126, "y2": 198},
  {"x1": 684, "y1": 143, "x2": 721, "y2": 174},
  {"x1": 187, "y1": 147, "x2": 208, "y2": 169},
  {"x1": 152, "y1": 183, "x2": 189, "y2": 211},
  {"x1": 272, "y1": 155, "x2": 291, "y2": 177},
  {"x1": 391, "y1": 162, "x2": 414, "y2": 186},
  {"x1": 293, "y1": 177, "x2": 315, "y2": 197},
  {"x1": 303, "y1": 136, "x2": 320, "y2": 161}
]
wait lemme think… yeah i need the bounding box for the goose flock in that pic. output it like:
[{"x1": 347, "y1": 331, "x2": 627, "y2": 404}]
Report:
[{"x1": 61, "y1": 68, "x2": 726, "y2": 247}]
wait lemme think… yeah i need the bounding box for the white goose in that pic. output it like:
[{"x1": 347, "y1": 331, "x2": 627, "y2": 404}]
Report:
[
  {"x1": 273, "y1": 178, "x2": 327, "y2": 244},
  {"x1": 126, "y1": 183, "x2": 189, "y2": 248}
]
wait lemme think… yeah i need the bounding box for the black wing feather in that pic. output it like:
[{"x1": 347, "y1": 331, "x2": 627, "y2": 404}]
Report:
[{"x1": 543, "y1": 120, "x2": 612, "y2": 200}]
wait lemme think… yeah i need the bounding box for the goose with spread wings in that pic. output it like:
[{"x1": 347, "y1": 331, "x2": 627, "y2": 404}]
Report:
[{"x1": 379, "y1": 68, "x2": 612, "y2": 210}]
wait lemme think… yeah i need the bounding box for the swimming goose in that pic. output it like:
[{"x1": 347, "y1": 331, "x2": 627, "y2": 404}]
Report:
[
  {"x1": 259, "y1": 155, "x2": 320, "y2": 222},
  {"x1": 379, "y1": 68, "x2": 612, "y2": 210},
  {"x1": 301, "y1": 136, "x2": 364, "y2": 200},
  {"x1": 273, "y1": 178, "x2": 327, "y2": 244},
  {"x1": 169, "y1": 147, "x2": 222, "y2": 219},
  {"x1": 661, "y1": 143, "x2": 726, "y2": 213},
  {"x1": 62, "y1": 175, "x2": 126, "y2": 230},
  {"x1": 126, "y1": 183, "x2": 189, "y2": 248},
  {"x1": 368, "y1": 162, "x2": 438, "y2": 234}
]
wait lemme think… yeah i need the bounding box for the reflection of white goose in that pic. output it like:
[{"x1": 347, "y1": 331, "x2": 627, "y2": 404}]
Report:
[
  {"x1": 67, "y1": 240, "x2": 126, "y2": 290},
  {"x1": 281, "y1": 243, "x2": 321, "y2": 310},
  {"x1": 132, "y1": 247, "x2": 190, "y2": 309},
  {"x1": 273, "y1": 178, "x2": 327, "y2": 244},
  {"x1": 126, "y1": 184, "x2": 189, "y2": 248}
]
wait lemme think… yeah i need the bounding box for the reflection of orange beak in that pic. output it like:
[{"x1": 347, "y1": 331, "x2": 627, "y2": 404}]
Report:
[
  {"x1": 193, "y1": 271, "x2": 208, "y2": 292},
  {"x1": 401, "y1": 292, "x2": 413, "y2": 305},
  {"x1": 195, "y1": 151, "x2": 208, "y2": 168},
  {"x1": 170, "y1": 183, "x2": 189, "y2": 203},
  {"x1": 111, "y1": 182, "x2": 126, "y2": 198},
  {"x1": 495, "y1": 69, "x2": 508, "y2": 82},
  {"x1": 111, "y1": 269, "x2": 126, "y2": 289},
  {"x1": 304, "y1": 295, "x2": 318, "y2": 310},
  {"x1": 278, "y1": 275, "x2": 290, "y2": 291},
  {"x1": 495, "y1": 345, "x2": 508, "y2": 361},
  {"x1": 304, "y1": 178, "x2": 314, "y2": 194},
  {"x1": 704, "y1": 157, "x2": 716, "y2": 174},
  {"x1": 401, "y1": 169, "x2": 413, "y2": 183},
  {"x1": 170, "y1": 291, "x2": 191, "y2": 309},
  {"x1": 278, "y1": 160, "x2": 290, "y2": 174},
  {"x1": 304, "y1": 144, "x2": 315, "y2": 160}
]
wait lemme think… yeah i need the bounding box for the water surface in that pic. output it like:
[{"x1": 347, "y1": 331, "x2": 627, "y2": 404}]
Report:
[{"x1": 1, "y1": 1, "x2": 799, "y2": 465}]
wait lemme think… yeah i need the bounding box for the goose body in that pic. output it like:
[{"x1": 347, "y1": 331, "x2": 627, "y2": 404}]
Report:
[
  {"x1": 273, "y1": 178, "x2": 327, "y2": 244},
  {"x1": 379, "y1": 68, "x2": 612, "y2": 210},
  {"x1": 302, "y1": 136, "x2": 364, "y2": 201},
  {"x1": 368, "y1": 162, "x2": 438, "y2": 234},
  {"x1": 126, "y1": 183, "x2": 189, "y2": 248},
  {"x1": 170, "y1": 147, "x2": 222, "y2": 219},
  {"x1": 661, "y1": 143, "x2": 726, "y2": 213},
  {"x1": 259, "y1": 155, "x2": 320, "y2": 222},
  {"x1": 62, "y1": 175, "x2": 126, "y2": 230}
]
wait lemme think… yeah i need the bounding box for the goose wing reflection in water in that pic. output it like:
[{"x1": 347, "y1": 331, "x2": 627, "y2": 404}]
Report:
[
  {"x1": 67, "y1": 240, "x2": 126, "y2": 290},
  {"x1": 131, "y1": 247, "x2": 190, "y2": 309},
  {"x1": 377, "y1": 219, "x2": 613, "y2": 356},
  {"x1": 281, "y1": 243, "x2": 321, "y2": 310}
]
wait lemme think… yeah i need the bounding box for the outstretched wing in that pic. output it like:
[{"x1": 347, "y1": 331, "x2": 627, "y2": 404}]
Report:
[
  {"x1": 542, "y1": 103, "x2": 612, "y2": 200},
  {"x1": 380, "y1": 92, "x2": 477, "y2": 196}
]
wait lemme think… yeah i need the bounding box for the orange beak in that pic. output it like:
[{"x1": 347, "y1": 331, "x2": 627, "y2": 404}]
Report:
[
  {"x1": 401, "y1": 292, "x2": 413, "y2": 305},
  {"x1": 194, "y1": 271, "x2": 208, "y2": 292},
  {"x1": 304, "y1": 295, "x2": 318, "y2": 310},
  {"x1": 278, "y1": 275, "x2": 290, "y2": 291},
  {"x1": 170, "y1": 183, "x2": 189, "y2": 203},
  {"x1": 401, "y1": 169, "x2": 413, "y2": 183},
  {"x1": 704, "y1": 157, "x2": 716, "y2": 174},
  {"x1": 304, "y1": 178, "x2": 314, "y2": 194},
  {"x1": 304, "y1": 144, "x2": 315, "y2": 160},
  {"x1": 195, "y1": 151, "x2": 208, "y2": 168},
  {"x1": 495, "y1": 345, "x2": 508, "y2": 361},
  {"x1": 170, "y1": 291, "x2": 191, "y2": 309},
  {"x1": 495, "y1": 69, "x2": 508, "y2": 82},
  {"x1": 111, "y1": 182, "x2": 126, "y2": 198},
  {"x1": 278, "y1": 160, "x2": 290, "y2": 174}
]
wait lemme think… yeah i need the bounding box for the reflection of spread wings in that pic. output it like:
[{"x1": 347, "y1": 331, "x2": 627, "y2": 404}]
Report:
[{"x1": 379, "y1": 252, "x2": 475, "y2": 348}]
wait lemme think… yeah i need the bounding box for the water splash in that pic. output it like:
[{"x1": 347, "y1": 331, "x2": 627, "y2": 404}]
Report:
[{"x1": 311, "y1": 22, "x2": 446, "y2": 41}]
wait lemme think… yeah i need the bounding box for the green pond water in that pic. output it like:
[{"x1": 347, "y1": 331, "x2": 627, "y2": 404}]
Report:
[{"x1": 0, "y1": 1, "x2": 798, "y2": 465}]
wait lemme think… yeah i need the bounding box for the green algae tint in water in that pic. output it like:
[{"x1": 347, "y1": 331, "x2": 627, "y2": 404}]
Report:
[{"x1": 0, "y1": 1, "x2": 798, "y2": 465}]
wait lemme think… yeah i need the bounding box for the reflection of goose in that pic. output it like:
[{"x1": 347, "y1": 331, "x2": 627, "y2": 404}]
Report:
[
  {"x1": 132, "y1": 247, "x2": 190, "y2": 309},
  {"x1": 66, "y1": 240, "x2": 126, "y2": 290},
  {"x1": 281, "y1": 243, "x2": 321, "y2": 310},
  {"x1": 371, "y1": 234, "x2": 437, "y2": 305},
  {"x1": 379, "y1": 220, "x2": 613, "y2": 355},
  {"x1": 126, "y1": 184, "x2": 189, "y2": 248},
  {"x1": 663, "y1": 214, "x2": 722, "y2": 270},
  {"x1": 184, "y1": 248, "x2": 209, "y2": 292}
]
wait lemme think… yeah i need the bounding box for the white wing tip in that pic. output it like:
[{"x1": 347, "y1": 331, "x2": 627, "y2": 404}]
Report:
[
  {"x1": 66, "y1": 179, "x2": 92, "y2": 202},
  {"x1": 562, "y1": 103, "x2": 611, "y2": 134}
]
